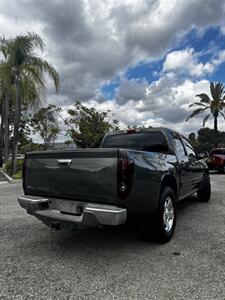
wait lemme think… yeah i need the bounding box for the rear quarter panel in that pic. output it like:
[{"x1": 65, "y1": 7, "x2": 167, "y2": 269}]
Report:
[{"x1": 125, "y1": 150, "x2": 178, "y2": 214}]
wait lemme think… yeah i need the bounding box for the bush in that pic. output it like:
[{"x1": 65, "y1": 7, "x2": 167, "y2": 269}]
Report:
[
  {"x1": 20, "y1": 142, "x2": 46, "y2": 153},
  {"x1": 4, "y1": 159, "x2": 24, "y2": 176},
  {"x1": 13, "y1": 170, "x2": 23, "y2": 180}
]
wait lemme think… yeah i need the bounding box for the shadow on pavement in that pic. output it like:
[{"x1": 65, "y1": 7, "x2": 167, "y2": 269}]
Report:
[{"x1": 19, "y1": 195, "x2": 202, "y2": 256}]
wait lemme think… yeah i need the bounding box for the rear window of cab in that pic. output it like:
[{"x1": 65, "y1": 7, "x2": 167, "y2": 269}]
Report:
[{"x1": 101, "y1": 131, "x2": 169, "y2": 153}]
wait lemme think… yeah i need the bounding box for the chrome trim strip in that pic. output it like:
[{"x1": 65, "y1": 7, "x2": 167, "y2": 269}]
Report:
[
  {"x1": 57, "y1": 159, "x2": 72, "y2": 166},
  {"x1": 18, "y1": 196, "x2": 48, "y2": 202},
  {"x1": 85, "y1": 207, "x2": 125, "y2": 214}
]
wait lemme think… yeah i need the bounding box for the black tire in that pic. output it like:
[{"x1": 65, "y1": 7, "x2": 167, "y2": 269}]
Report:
[
  {"x1": 197, "y1": 174, "x2": 211, "y2": 202},
  {"x1": 218, "y1": 165, "x2": 225, "y2": 174},
  {"x1": 139, "y1": 186, "x2": 177, "y2": 243},
  {"x1": 217, "y1": 169, "x2": 224, "y2": 174},
  {"x1": 217, "y1": 166, "x2": 224, "y2": 174}
]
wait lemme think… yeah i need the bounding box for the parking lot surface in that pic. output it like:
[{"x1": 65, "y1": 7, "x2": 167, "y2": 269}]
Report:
[{"x1": 0, "y1": 174, "x2": 225, "y2": 299}]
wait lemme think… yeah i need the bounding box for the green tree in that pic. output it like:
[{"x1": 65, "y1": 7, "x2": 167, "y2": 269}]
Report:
[
  {"x1": 18, "y1": 116, "x2": 33, "y2": 150},
  {"x1": 5, "y1": 32, "x2": 60, "y2": 174},
  {"x1": 189, "y1": 128, "x2": 225, "y2": 152},
  {"x1": 186, "y1": 82, "x2": 225, "y2": 132},
  {"x1": 30, "y1": 104, "x2": 61, "y2": 149},
  {"x1": 64, "y1": 101, "x2": 120, "y2": 148},
  {"x1": 188, "y1": 132, "x2": 200, "y2": 150},
  {"x1": 20, "y1": 142, "x2": 46, "y2": 154},
  {"x1": 0, "y1": 101, "x2": 4, "y2": 167},
  {"x1": 0, "y1": 37, "x2": 12, "y2": 165}
]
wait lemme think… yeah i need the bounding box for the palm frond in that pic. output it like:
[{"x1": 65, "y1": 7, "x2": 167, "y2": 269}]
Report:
[
  {"x1": 28, "y1": 56, "x2": 60, "y2": 93},
  {"x1": 195, "y1": 93, "x2": 211, "y2": 104},
  {"x1": 218, "y1": 101, "x2": 225, "y2": 110},
  {"x1": 210, "y1": 82, "x2": 224, "y2": 101},
  {"x1": 21, "y1": 63, "x2": 46, "y2": 95},
  {"x1": 0, "y1": 36, "x2": 10, "y2": 59},
  {"x1": 25, "y1": 32, "x2": 45, "y2": 52},
  {"x1": 202, "y1": 113, "x2": 211, "y2": 127},
  {"x1": 21, "y1": 75, "x2": 42, "y2": 109},
  {"x1": 186, "y1": 108, "x2": 206, "y2": 121},
  {"x1": 7, "y1": 32, "x2": 45, "y2": 67},
  {"x1": 219, "y1": 111, "x2": 225, "y2": 120},
  {"x1": 41, "y1": 60, "x2": 60, "y2": 93},
  {"x1": 189, "y1": 102, "x2": 208, "y2": 108}
]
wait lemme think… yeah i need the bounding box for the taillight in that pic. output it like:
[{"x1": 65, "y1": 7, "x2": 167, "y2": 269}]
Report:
[
  {"x1": 127, "y1": 129, "x2": 136, "y2": 134},
  {"x1": 118, "y1": 158, "x2": 134, "y2": 200},
  {"x1": 213, "y1": 156, "x2": 223, "y2": 164}
]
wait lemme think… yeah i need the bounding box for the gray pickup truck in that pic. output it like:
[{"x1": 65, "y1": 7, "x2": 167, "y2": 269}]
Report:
[{"x1": 18, "y1": 127, "x2": 211, "y2": 242}]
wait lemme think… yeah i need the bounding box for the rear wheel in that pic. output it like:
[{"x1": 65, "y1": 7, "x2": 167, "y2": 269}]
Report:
[
  {"x1": 197, "y1": 174, "x2": 211, "y2": 202},
  {"x1": 220, "y1": 165, "x2": 225, "y2": 174},
  {"x1": 140, "y1": 186, "x2": 177, "y2": 243}
]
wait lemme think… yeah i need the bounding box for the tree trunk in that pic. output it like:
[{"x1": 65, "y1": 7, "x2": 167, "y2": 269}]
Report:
[
  {"x1": 214, "y1": 112, "x2": 218, "y2": 132},
  {"x1": 0, "y1": 98, "x2": 5, "y2": 168},
  {"x1": 44, "y1": 138, "x2": 50, "y2": 150},
  {"x1": 11, "y1": 74, "x2": 21, "y2": 175},
  {"x1": 4, "y1": 93, "x2": 10, "y2": 161}
]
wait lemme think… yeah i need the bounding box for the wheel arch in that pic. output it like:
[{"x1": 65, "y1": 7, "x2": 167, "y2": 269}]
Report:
[{"x1": 160, "y1": 174, "x2": 178, "y2": 199}]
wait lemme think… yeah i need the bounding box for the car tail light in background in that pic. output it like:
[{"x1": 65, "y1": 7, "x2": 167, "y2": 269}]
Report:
[
  {"x1": 127, "y1": 128, "x2": 137, "y2": 134},
  {"x1": 212, "y1": 155, "x2": 224, "y2": 165},
  {"x1": 118, "y1": 158, "x2": 134, "y2": 200}
]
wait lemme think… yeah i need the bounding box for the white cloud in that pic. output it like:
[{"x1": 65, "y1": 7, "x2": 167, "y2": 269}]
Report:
[
  {"x1": 81, "y1": 75, "x2": 219, "y2": 135},
  {"x1": 0, "y1": 0, "x2": 225, "y2": 103},
  {"x1": 163, "y1": 49, "x2": 194, "y2": 73},
  {"x1": 87, "y1": 72, "x2": 225, "y2": 136},
  {"x1": 163, "y1": 48, "x2": 225, "y2": 77},
  {"x1": 212, "y1": 50, "x2": 225, "y2": 67},
  {"x1": 41, "y1": 73, "x2": 225, "y2": 143},
  {"x1": 1, "y1": 0, "x2": 225, "y2": 140},
  {"x1": 115, "y1": 78, "x2": 148, "y2": 104}
]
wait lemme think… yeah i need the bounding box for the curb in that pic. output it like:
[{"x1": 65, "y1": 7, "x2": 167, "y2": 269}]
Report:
[
  {"x1": 0, "y1": 169, "x2": 15, "y2": 183},
  {"x1": 0, "y1": 181, "x2": 8, "y2": 185}
]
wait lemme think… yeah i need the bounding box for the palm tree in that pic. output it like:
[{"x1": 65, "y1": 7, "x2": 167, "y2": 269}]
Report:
[
  {"x1": 0, "y1": 99, "x2": 4, "y2": 167},
  {"x1": 0, "y1": 37, "x2": 11, "y2": 164},
  {"x1": 186, "y1": 82, "x2": 225, "y2": 132},
  {"x1": 5, "y1": 32, "x2": 60, "y2": 175}
]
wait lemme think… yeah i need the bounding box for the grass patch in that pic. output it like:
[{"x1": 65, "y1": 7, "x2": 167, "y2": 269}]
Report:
[
  {"x1": 12, "y1": 171, "x2": 22, "y2": 180},
  {"x1": 4, "y1": 159, "x2": 24, "y2": 178}
]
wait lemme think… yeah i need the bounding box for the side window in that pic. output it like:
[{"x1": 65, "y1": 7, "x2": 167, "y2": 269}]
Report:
[
  {"x1": 173, "y1": 135, "x2": 186, "y2": 160},
  {"x1": 182, "y1": 138, "x2": 196, "y2": 157}
]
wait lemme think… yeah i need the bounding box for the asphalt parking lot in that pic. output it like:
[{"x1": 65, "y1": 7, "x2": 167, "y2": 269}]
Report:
[{"x1": 0, "y1": 174, "x2": 225, "y2": 299}]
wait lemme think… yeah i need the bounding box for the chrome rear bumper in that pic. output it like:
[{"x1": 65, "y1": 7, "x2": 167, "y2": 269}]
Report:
[{"x1": 18, "y1": 195, "x2": 127, "y2": 229}]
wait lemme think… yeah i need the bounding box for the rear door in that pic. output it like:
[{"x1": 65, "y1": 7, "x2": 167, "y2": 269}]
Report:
[
  {"x1": 172, "y1": 134, "x2": 190, "y2": 198},
  {"x1": 181, "y1": 137, "x2": 204, "y2": 192}
]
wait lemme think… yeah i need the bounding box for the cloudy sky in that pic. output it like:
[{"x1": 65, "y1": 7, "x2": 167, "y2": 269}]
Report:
[{"x1": 1, "y1": 0, "x2": 225, "y2": 140}]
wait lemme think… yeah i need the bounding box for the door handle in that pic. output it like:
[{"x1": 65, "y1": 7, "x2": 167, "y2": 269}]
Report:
[{"x1": 57, "y1": 159, "x2": 72, "y2": 166}]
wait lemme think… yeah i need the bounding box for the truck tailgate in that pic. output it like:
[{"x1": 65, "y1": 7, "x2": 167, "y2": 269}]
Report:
[{"x1": 24, "y1": 149, "x2": 119, "y2": 204}]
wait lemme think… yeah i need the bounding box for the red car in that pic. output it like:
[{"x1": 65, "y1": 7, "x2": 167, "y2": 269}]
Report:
[{"x1": 207, "y1": 148, "x2": 225, "y2": 173}]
